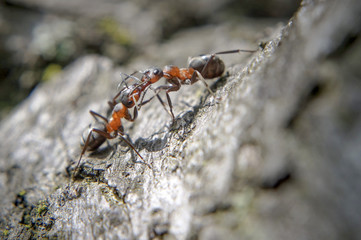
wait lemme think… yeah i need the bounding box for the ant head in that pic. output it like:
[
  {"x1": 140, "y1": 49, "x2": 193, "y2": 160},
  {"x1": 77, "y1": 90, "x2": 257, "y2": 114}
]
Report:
[
  {"x1": 142, "y1": 67, "x2": 163, "y2": 83},
  {"x1": 118, "y1": 88, "x2": 135, "y2": 108}
]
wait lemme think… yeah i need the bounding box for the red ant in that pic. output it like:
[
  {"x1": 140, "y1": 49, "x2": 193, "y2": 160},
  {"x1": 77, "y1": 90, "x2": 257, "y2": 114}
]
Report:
[
  {"x1": 123, "y1": 49, "x2": 257, "y2": 120},
  {"x1": 74, "y1": 107, "x2": 141, "y2": 177},
  {"x1": 74, "y1": 70, "x2": 166, "y2": 177},
  {"x1": 74, "y1": 95, "x2": 144, "y2": 178}
]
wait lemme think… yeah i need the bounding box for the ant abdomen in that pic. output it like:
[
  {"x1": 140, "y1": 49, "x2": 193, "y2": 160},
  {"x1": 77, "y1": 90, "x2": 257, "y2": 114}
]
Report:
[
  {"x1": 80, "y1": 122, "x2": 107, "y2": 151},
  {"x1": 188, "y1": 55, "x2": 225, "y2": 79}
]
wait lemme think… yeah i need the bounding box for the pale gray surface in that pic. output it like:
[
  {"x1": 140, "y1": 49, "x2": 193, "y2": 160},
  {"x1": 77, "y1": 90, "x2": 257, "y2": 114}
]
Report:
[{"x1": 1, "y1": 0, "x2": 361, "y2": 239}]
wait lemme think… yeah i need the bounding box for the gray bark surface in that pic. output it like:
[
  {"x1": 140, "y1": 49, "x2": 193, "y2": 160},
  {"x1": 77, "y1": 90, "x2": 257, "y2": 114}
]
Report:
[{"x1": 1, "y1": 0, "x2": 361, "y2": 239}]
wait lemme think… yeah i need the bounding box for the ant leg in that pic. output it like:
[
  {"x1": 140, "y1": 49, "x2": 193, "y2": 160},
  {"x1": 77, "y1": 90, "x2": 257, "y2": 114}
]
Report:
[
  {"x1": 155, "y1": 93, "x2": 175, "y2": 121},
  {"x1": 165, "y1": 93, "x2": 175, "y2": 121},
  {"x1": 110, "y1": 86, "x2": 126, "y2": 108},
  {"x1": 132, "y1": 95, "x2": 140, "y2": 112},
  {"x1": 132, "y1": 107, "x2": 138, "y2": 121},
  {"x1": 188, "y1": 53, "x2": 218, "y2": 96},
  {"x1": 119, "y1": 72, "x2": 130, "y2": 89},
  {"x1": 115, "y1": 132, "x2": 144, "y2": 160},
  {"x1": 130, "y1": 105, "x2": 138, "y2": 122},
  {"x1": 191, "y1": 70, "x2": 215, "y2": 96},
  {"x1": 117, "y1": 71, "x2": 140, "y2": 89},
  {"x1": 74, "y1": 110, "x2": 110, "y2": 177},
  {"x1": 156, "y1": 82, "x2": 181, "y2": 120},
  {"x1": 137, "y1": 84, "x2": 163, "y2": 110},
  {"x1": 85, "y1": 129, "x2": 144, "y2": 160},
  {"x1": 90, "y1": 110, "x2": 109, "y2": 123},
  {"x1": 139, "y1": 96, "x2": 154, "y2": 107},
  {"x1": 165, "y1": 78, "x2": 181, "y2": 93},
  {"x1": 123, "y1": 106, "x2": 138, "y2": 122},
  {"x1": 136, "y1": 84, "x2": 175, "y2": 120},
  {"x1": 74, "y1": 127, "x2": 106, "y2": 178},
  {"x1": 138, "y1": 92, "x2": 153, "y2": 109},
  {"x1": 150, "y1": 85, "x2": 175, "y2": 120},
  {"x1": 137, "y1": 85, "x2": 155, "y2": 110}
]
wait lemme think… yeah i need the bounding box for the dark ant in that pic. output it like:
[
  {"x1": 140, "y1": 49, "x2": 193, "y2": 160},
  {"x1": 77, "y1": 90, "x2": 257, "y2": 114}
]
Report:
[{"x1": 123, "y1": 49, "x2": 257, "y2": 120}]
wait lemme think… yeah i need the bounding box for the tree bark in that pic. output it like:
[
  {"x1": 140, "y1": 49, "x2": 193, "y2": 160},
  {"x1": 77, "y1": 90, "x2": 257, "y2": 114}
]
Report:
[{"x1": 1, "y1": 0, "x2": 361, "y2": 239}]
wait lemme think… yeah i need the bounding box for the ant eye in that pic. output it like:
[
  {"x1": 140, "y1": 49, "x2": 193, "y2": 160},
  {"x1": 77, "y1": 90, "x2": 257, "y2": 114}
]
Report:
[{"x1": 152, "y1": 68, "x2": 163, "y2": 77}]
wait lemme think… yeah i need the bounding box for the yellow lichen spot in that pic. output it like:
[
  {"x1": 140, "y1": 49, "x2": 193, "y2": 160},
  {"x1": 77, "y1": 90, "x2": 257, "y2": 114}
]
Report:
[
  {"x1": 42, "y1": 64, "x2": 62, "y2": 82},
  {"x1": 18, "y1": 190, "x2": 27, "y2": 197},
  {"x1": 37, "y1": 200, "x2": 49, "y2": 216}
]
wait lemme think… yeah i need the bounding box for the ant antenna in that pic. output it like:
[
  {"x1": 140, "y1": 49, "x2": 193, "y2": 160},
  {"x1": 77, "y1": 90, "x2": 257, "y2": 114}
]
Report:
[
  {"x1": 214, "y1": 49, "x2": 258, "y2": 55},
  {"x1": 118, "y1": 71, "x2": 141, "y2": 89}
]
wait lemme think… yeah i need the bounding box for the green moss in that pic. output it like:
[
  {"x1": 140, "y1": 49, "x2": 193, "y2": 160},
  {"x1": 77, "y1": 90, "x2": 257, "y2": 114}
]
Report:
[
  {"x1": 37, "y1": 200, "x2": 49, "y2": 216},
  {"x1": 17, "y1": 199, "x2": 56, "y2": 238},
  {"x1": 1, "y1": 229, "x2": 9, "y2": 236}
]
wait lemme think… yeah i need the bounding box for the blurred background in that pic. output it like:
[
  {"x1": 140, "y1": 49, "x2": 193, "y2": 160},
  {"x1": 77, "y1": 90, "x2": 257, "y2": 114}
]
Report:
[{"x1": 0, "y1": 0, "x2": 301, "y2": 120}]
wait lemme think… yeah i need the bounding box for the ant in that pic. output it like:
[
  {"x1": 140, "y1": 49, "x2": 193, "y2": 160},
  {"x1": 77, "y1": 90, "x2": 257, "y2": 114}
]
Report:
[
  {"x1": 73, "y1": 70, "x2": 166, "y2": 178},
  {"x1": 123, "y1": 49, "x2": 258, "y2": 120},
  {"x1": 74, "y1": 69, "x2": 167, "y2": 178},
  {"x1": 74, "y1": 95, "x2": 143, "y2": 178}
]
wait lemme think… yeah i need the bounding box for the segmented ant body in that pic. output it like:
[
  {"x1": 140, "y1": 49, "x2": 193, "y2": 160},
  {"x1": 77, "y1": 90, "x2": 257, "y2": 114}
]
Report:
[
  {"x1": 74, "y1": 70, "x2": 164, "y2": 177},
  {"x1": 162, "y1": 49, "x2": 256, "y2": 91},
  {"x1": 75, "y1": 101, "x2": 143, "y2": 177},
  {"x1": 123, "y1": 49, "x2": 257, "y2": 120}
]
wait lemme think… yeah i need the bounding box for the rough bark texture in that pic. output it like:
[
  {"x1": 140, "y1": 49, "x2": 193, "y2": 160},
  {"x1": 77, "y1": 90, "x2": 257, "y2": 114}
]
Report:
[{"x1": 1, "y1": 0, "x2": 361, "y2": 239}]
